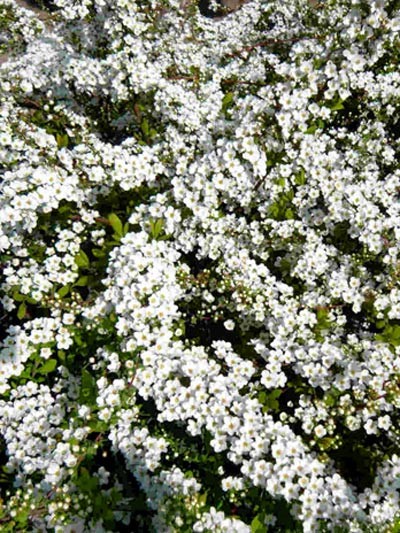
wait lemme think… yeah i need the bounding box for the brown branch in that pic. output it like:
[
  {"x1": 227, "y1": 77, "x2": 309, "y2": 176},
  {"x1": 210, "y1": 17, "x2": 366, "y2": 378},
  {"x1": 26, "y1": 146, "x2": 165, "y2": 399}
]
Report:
[
  {"x1": 70, "y1": 214, "x2": 111, "y2": 226},
  {"x1": 224, "y1": 34, "x2": 326, "y2": 60},
  {"x1": 167, "y1": 75, "x2": 198, "y2": 82}
]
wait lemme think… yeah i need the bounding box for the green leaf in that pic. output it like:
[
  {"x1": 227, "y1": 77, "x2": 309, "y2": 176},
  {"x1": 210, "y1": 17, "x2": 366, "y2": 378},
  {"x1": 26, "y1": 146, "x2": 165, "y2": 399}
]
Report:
[
  {"x1": 222, "y1": 92, "x2": 233, "y2": 111},
  {"x1": 89, "y1": 420, "x2": 108, "y2": 433},
  {"x1": 269, "y1": 389, "x2": 282, "y2": 400},
  {"x1": 80, "y1": 369, "x2": 97, "y2": 404},
  {"x1": 391, "y1": 325, "x2": 400, "y2": 339},
  {"x1": 198, "y1": 493, "x2": 207, "y2": 507},
  {"x1": 75, "y1": 250, "x2": 90, "y2": 269},
  {"x1": 258, "y1": 389, "x2": 282, "y2": 412},
  {"x1": 251, "y1": 513, "x2": 265, "y2": 533},
  {"x1": 108, "y1": 213, "x2": 123, "y2": 237},
  {"x1": 305, "y1": 124, "x2": 318, "y2": 134},
  {"x1": 37, "y1": 358, "x2": 57, "y2": 375},
  {"x1": 77, "y1": 467, "x2": 99, "y2": 493},
  {"x1": 258, "y1": 391, "x2": 267, "y2": 404},
  {"x1": 392, "y1": 518, "x2": 400, "y2": 533},
  {"x1": 19, "y1": 367, "x2": 33, "y2": 380},
  {"x1": 329, "y1": 98, "x2": 344, "y2": 111},
  {"x1": 57, "y1": 285, "x2": 70, "y2": 298},
  {"x1": 324, "y1": 387, "x2": 341, "y2": 408},
  {"x1": 15, "y1": 508, "x2": 29, "y2": 526},
  {"x1": 317, "y1": 307, "x2": 329, "y2": 321},
  {"x1": 74, "y1": 276, "x2": 89, "y2": 287},
  {"x1": 319, "y1": 437, "x2": 335, "y2": 451},
  {"x1": 92, "y1": 248, "x2": 105, "y2": 258},
  {"x1": 325, "y1": 395, "x2": 336, "y2": 407},
  {"x1": 268, "y1": 202, "x2": 280, "y2": 218},
  {"x1": 141, "y1": 118, "x2": 149, "y2": 137},
  {"x1": 93, "y1": 493, "x2": 104, "y2": 513},
  {"x1": 294, "y1": 169, "x2": 306, "y2": 186},
  {"x1": 56, "y1": 133, "x2": 69, "y2": 148},
  {"x1": 285, "y1": 208, "x2": 295, "y2": 219},
  {"x1": 17, "y1": 301, "x2": 26, "y2": 320},
  {"x1": 150, "y1": 218, "x2": 164, "y2": 240},
  {"x1": 12, "y1": 291, "x2": 25, "y2": 302}
]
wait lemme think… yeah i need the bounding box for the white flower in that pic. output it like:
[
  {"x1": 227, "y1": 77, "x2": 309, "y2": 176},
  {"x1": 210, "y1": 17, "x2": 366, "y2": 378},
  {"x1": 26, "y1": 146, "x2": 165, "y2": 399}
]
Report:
[
  {"x1": 223, "y1": 319, "x2": 235, "y2": 331},
  {"x1": 314, "y1": 425, "x2": 327, "y2": 439},
  {"x1": 377, "y1": 415, "x2": 391, "y2": 431}
]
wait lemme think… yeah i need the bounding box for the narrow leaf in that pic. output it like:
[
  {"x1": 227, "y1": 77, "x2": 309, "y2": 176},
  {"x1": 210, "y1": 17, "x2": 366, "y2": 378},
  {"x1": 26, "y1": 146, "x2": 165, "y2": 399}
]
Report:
[
  {"x1": 251, "y1": 513, "x2": 265, "y2": 533},
  {"x1": 56, "y1": 133, "x2": 69, "y2": 148},
  {"x1": 17, "y1": 302, "x2": 26, "y2": 320},
  {"x1": 141, "y1": 118, "x2": 149, "y2": 137},
  {"x1": 74, "y1": 276, "x2": 89, "y2": 287},
  {"x1": 150, "y1": 218, "x2": 164, "y2": 239},
  {"x1": 75, "y1": 250, "x2": 90, "y2": 269},
  {"x1": 37, "y1": 358, "x2": 57, "y2": 374},
  {"x1": 108, "y1": 213, "x2": 123, "y2": 237},
  {"x1": 222, "y1": 92, "x2": 233, "y2": 109},
  {"x1": 57, "y1": 285, "x2": 70, "y2": 298}
]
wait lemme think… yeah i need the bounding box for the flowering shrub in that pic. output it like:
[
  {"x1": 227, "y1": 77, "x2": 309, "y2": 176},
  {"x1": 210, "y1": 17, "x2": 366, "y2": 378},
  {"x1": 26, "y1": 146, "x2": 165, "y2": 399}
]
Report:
[{"x1": 1, "y1": 0, "x2": 400, "y2": 530}]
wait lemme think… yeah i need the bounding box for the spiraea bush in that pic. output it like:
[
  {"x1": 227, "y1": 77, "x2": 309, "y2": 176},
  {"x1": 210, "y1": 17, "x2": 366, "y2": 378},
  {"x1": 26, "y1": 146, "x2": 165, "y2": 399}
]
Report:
[{"x1": 0, "y1": 0, "x2": 400, "y2": 531}]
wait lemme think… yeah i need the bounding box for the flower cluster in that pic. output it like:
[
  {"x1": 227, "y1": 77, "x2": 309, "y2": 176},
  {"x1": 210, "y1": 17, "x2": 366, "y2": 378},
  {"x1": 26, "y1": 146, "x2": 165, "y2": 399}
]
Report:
[{"x1": 1, "y1": 0, "x2": 400, "y2": 530}]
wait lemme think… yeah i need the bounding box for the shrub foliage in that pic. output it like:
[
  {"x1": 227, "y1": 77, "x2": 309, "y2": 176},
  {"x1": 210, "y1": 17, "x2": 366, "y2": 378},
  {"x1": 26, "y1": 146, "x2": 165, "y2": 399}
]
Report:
[{"x1": 1, "y1": 0, "x2": 400, "y2": 531}]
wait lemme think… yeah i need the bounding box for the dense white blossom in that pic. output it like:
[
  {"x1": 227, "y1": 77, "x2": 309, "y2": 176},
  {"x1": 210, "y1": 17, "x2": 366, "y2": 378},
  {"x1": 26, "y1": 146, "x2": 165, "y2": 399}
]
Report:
[{"x1": 0, "y1": 0, "x2": 400, "y2": 530}]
